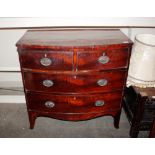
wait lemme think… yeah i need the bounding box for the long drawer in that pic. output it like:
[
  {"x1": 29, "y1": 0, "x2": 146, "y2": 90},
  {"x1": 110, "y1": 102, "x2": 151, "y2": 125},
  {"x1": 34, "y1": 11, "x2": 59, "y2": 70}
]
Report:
[
  {"x1": 26, "y1": 91, "x2": 122, "y2": 113},
  {"x1": 23, "y1": 70, "x2": 126, "y2": 93}
]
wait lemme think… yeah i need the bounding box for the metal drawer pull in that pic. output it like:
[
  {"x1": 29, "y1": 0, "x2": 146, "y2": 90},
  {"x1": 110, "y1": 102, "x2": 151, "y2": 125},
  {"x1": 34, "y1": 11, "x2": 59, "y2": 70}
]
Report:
[
  {"x1": 98, "y1": 53, "x2": 109, "y2": 64},
  {"x1": 97, "y1": 79, "x2": 108, "y2": 86},
  {"x1": 95, "y1": 100, "x2": 105, "y2": 106},
  {"x1": 43, "y1": 80, "x2": 54, "y2": 87},
  {"x1": 45, "y1": 101, "x2": 55, "y2": 108},
  {"x1": 40, "y1": 57, "x2": 52, "y2": 66}
]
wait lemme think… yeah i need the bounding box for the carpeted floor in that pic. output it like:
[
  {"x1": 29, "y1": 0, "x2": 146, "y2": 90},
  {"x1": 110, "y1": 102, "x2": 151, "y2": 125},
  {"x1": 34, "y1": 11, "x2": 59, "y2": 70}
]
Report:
[{"x1": 0, "y1": 103, "x2": 149, "y2": 138}]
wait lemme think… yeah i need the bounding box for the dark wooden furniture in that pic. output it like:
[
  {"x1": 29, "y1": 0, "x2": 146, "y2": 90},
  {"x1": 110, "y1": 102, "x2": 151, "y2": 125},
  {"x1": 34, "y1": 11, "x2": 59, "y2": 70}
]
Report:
[
  {"x1": 149, "y1": 119, "x2": 155, "y2": 137},
  {"x1": 123, "y1": 86, "x2": 155, "y2": 138},
  {"x1": 16, "y1": 29, "x2": 132, "y2": 129}
]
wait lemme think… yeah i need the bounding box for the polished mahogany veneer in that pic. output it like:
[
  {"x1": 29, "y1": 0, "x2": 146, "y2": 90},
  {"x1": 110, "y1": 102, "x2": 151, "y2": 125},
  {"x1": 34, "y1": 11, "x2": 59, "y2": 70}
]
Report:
[
  {"x1": 77, "y1": 48, "x2": 129, "y2": 70},
  {"x1": 27, "y1": 91, "x2": 122, "y2": 113},
  {"x1": 16, "y1": 29, "x2": 133, "y2": 129},
  {"x1": 19, "y1": 50, "x2": 73, "y2": 71},
  {"x1": 23, "y1": 70, "x2": 126, "y2": 93}
]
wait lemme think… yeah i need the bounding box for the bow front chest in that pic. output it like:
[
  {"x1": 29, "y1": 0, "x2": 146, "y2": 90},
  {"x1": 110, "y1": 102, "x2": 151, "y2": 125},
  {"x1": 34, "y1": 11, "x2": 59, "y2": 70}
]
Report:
[{"x1": 16, "y1": 29, "x2": 133, "y2": 129}]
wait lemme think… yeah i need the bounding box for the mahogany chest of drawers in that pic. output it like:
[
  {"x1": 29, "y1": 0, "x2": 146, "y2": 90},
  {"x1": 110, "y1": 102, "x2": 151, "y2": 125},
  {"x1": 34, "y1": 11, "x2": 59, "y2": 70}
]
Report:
[{"x1": 16, "y1": 29, "x2": 133, "y2": 129}]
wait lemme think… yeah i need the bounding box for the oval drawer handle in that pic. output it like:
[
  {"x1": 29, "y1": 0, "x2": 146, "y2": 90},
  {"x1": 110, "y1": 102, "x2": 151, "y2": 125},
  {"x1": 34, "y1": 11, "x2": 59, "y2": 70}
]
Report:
[
  {"x1": 98, "y1": 53, "x2": 109, "y2": 64},
  {"x1": 43, "y1": 80, "x2": 54, "y2": 87},
  {"x1": 95, "y1": 100, "x2": 105, "y2": 106},
  {"x1": 45, "y1": 101, "x2": 55, "y2": 108},
  {"x1": 97, "y1": 79, "x2": 108, "y2": 86},
  {"x1": 40, "y1": 57, "x2": 52, "y2": 66}
]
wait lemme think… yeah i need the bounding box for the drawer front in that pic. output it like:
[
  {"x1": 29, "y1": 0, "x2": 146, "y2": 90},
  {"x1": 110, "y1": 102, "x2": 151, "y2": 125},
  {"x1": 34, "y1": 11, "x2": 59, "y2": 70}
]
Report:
[
  {"x1": 19, "y1": 50, "x2": 73, "y2": 71},
  {"x1": 77, "y1": 48, "x2": 129, "y2": 70},
  {"x1": 23, "y1": 70, "x2": 126, "y2": 93},
  {"x1": 26, "y1": 91, "x2": 122, "y2": 113}
]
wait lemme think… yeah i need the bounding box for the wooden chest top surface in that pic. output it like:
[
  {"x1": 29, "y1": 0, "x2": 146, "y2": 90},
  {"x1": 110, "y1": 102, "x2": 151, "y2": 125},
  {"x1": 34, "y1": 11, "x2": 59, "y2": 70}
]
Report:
[{"x1": 16, "y1": 29, "x2": 132, "y2": 49}]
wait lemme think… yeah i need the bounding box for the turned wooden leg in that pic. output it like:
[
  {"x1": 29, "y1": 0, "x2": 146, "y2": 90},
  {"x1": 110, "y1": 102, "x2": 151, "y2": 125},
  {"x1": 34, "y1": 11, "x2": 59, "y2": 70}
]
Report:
[
  {"x1": 114, "y1": 110, "x2": 121, "y2": 129},
  {"x1": 28, "y1": 111, "x2": 37, "y2": 129}
]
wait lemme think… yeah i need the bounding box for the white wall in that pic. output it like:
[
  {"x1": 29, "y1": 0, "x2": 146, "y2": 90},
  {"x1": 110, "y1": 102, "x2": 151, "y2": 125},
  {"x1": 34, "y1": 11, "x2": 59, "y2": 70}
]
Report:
[
  {"x1": 0, "y1": 30, "x2": 26, "y2": 71},
  {"x1": 0, "y1": 18, "x2": 155, "y2": 86},
  {"x1": 0, "y1": 30, "x2": 26, "y2": 85},
  {"x1": 1, "y1": 17, "x2": 155, "y2": 28},
  {"x1": 0, "y1": 17, "x2": 155, "y2": 103},
  {"x1": 0, "y1": 27, "x2": 130, "y2": 84}
]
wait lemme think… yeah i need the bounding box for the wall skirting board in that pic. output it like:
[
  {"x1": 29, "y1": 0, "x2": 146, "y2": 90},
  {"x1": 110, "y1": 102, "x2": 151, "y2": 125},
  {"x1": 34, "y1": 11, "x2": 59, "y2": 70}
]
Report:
[
  {"x1": 0, "y1": 96, "x2": 25, "y2": 103},
  {"x1": 0, "y1": 81, "x2": 24, "y2": 103}
]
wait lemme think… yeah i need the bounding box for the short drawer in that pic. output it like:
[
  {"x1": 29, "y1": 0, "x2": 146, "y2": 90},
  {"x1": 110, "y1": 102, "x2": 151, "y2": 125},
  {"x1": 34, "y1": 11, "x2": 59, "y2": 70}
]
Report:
[
  {"x1": 23, "y1": 70, "x2": 126, "y2": 93},
  {"x1": 77, "y1": 48, "x2": 129, "y2": 70},
  {"x1": 19, "y1": 50, "x2": 73, "y2": 71},
  {"x1": 26, "y1": 91, "x2": 122, "y2": 113}
]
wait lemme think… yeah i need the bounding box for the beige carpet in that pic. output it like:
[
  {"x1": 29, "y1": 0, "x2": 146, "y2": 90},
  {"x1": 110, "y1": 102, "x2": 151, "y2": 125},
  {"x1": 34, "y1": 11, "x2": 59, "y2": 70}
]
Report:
[{"x1": 0, "y1": 103, "x2": 149, "y2": 138}]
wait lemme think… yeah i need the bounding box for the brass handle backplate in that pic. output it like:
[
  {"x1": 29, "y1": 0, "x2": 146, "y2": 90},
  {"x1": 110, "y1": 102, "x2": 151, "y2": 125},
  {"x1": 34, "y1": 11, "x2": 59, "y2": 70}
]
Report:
[
  {"x1": 40, "y1": 57, "x2": 52, "y2": 66},
  {"x1": 45, "y1": 101, "x2": 55, "y2": 108},
  {"x1": 43, "y1": 80, "x2": 54, "y2": 87},
  {"x1": 95, "y1": 100, "x2": 105, "y2": 106},
  {"x1": 98, "y1": 53, "x2": 109, "y2": 64},
  {"x1": 97, "y1": 79, "x2": 108, "y2": 86}
]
